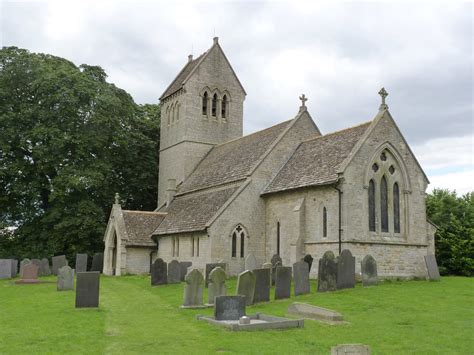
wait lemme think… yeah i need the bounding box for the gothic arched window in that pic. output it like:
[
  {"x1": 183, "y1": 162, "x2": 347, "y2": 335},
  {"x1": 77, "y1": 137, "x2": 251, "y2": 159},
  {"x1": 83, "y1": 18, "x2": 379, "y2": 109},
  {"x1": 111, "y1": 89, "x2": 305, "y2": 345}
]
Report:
[
  {"x1": 368, "y1": 179, "x2": 376, "y2": 232},
  {"x1": 212, "y1": 93, "x2": 218, "y2": 117},
  {"x1": 393, "y1": 182, "x2": 400, "y2": 233},
  {"x1": 380, "y1": 175, "x2": 388, "y2": 232},
  {"x1": 202, "y1": 92, "x2": 208, "y2": 116},
  {"x1": 240, "y1": 230, "x2": 245, "y2": 257},
  {"x1": 323, "y1": 207, "x2": 328, "y2": 238},
  {"x1": 231, "y1": 232, "x2": 237, "y2": 257},
  {"x1": 277, "y1": 222, "x2": 281, "y2": 256},
  {"x1": 222, "y1": 95, "x2": 228, "y2": 118},
  {"x1": 231, "y1": 225, "x2": 246, "y2": 258}
]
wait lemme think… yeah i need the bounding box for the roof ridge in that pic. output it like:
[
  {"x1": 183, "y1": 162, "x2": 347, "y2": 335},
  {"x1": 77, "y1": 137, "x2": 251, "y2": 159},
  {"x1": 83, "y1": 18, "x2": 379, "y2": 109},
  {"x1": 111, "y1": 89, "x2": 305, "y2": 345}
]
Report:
[
  {"x1": 301, "y1": 120, "x2": 372, "y2": 144},
  {"x1": 122, "y1": 210, "x2": 167, "y2": 215}
]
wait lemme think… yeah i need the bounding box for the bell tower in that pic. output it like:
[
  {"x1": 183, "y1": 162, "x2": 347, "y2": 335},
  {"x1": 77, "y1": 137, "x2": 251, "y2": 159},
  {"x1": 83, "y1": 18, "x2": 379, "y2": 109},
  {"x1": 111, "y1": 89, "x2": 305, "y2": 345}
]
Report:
[{"x1": 157, "y1": 37, "x2": 246, "y2": 207}]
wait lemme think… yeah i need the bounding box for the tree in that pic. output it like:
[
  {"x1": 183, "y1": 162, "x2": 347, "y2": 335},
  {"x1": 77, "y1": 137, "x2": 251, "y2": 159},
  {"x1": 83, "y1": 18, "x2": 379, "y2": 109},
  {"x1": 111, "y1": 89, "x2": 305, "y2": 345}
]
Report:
[
  {"x1": 0, "y1": 47, "x2": 159, "y2": 261},
  {"x1": 426, "y1": 189, "x2": 474, "y2": 276}
]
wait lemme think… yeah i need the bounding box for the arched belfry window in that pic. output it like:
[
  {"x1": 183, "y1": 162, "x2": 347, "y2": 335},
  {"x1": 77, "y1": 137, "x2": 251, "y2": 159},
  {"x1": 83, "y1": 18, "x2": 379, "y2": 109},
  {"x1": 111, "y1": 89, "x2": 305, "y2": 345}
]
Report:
[
  {"x1": 368, "y1": 179, "x2": 376, "y2": 232},
  {"x1": 380, "y1": 175, "x2": 388, "y2": 232},
  {"x1": 212, "y1": 93, "x2": 218, "y2": 117},
  {"x1": 202, "y1": 92, "x2": 208, "y2": 116},
  {"x1": 393, "y1": 182, "x2": 400, "y2": 233},
  {"x1": 231, "y1": 225, "x2": 246, "y2": 258},
  {"x1": 222, "y1": 95, "x2": 228, "y2": 118},
  {"x1": 323, "y1": 207, "x2": 328, "y2": 238}
]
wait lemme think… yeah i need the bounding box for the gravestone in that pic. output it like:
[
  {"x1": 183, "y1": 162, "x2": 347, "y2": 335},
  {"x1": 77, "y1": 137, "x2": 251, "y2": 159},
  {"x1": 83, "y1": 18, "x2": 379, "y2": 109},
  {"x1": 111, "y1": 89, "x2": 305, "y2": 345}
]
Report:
[
  {"x1": 19, "y1": 258, "x2": 31, "y2": 277},
  {"x1": 214, "y1": 295, "x2": 246, "y2": 321},
  {"x1": 424, "y1": 255, "x2": 441, "y2": 281},
  {"x1": 317, "y1": 251, "x2": 337, "y2": 292},
  {"x1": 179, "y1": 261, "x2": 192, "y2": 281},
  {"x1": 52, "y1": 255, "x2": 68, "y2": 275},
  {"x1": 275, "y1": 266, "x2": 292, "y2": 300},
  {"x1": 361, "y1": 255, "x2": 378, "y2": 286},
  {"x1": 337, "y1": 249, "x2": 356, "y2": 290},
  {"x1": 168, "y1": 260, "x2": 181, "y2": 284},
  {"x1": 90, "y1": 253, "x2": 103, "y2": 273},
  {"x1": 236, "y1": 270, "x2": 256, "y2": 306},
  {"x1": 205, "y1": 263, "x2": 226, "y2": 287},
  {"x1": 21, "y1": 263, "x2": 39, "y2": 281},
  {"x1": 293, "y1": 261, "x2": 310, "y2": 296},
  {"x1": 331, "y1": 344, "x2": 371, "y2": 355},
  {"x1": 39, "y1": 258, "x2": 51, "y2": 276},
  {"x1": 75, "y1": 272, "x2": 100, "y2": 308},
  {"x1": 208, "y1": 266, "x2": 227, "y2": 305},
  {"x1": 262, "y1": 262, "x2": 272, "y2": 269},
  {"x1": 303, "y1": 254, "x2": 314, "y2": 273},
  {"x1": 244, "y1": 253, "x2": 257, "y2": 271},
  {"x1": 253, "y1": 268, "x2": 271, "y2": 303},
  {"x1": 75, "y1": 254, "x2": 88, "y2": 273},
  {"x1": 271, "y1": 254, "x2": 282, "y2": 285},
  {"x1": 0, "y1": 259, "x2": 13, "y2": 279},
  {"x1": 11, "y1": 259, "x2": 18, "y2": 278},
  {"x1": 57, "y1": 265, "x2": 74, "y2": 291},
  {"x1": 31, "y1": 259, "x2": 41, "y2": 270},
  {"x1": 151, "y1": 258, "x2": 167, "y2": 286},
  {"x1": 182, "y1": 268, "x2": 204, "y2": 308}
]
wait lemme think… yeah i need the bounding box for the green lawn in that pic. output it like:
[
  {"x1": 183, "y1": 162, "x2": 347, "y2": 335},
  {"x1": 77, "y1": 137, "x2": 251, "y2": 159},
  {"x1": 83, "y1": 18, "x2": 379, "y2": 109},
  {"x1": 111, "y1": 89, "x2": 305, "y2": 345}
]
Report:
[{"x1": 1, "y1": 276, "x2": 472, "y2": 354}]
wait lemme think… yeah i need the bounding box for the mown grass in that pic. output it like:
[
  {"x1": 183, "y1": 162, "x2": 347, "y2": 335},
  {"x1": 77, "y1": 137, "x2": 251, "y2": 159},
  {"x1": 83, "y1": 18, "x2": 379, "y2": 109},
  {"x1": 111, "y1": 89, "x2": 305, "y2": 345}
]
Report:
[{"x1": 1, "y1": 275, "x2": 472, "y2": 354}]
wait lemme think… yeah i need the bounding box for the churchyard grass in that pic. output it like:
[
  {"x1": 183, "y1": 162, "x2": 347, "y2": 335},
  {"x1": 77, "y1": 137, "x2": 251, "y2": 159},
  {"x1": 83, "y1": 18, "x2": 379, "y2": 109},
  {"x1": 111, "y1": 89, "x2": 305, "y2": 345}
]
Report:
[{"x1": 0, "y1": 276, "x2": 472, "y2": 354}]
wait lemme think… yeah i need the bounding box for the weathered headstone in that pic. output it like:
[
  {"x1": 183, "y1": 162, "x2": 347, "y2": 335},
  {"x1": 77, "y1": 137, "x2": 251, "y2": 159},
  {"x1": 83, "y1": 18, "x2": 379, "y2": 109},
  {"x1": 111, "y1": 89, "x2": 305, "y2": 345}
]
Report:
[
  {"x1": 75, "y1": 254, "x2": 88, "y2": 273},
  {"x1": 361, "y1": 255, "x2": 378, "y2": 286},
  {"x1": 39, "y1": 258, "x2": 51, "y2": 276},
  {"x1": 271, "y1": 254, "x2": 282, "y2": 286},
  {"x1": 318, "y1": 251, "x2": 337, "y2": 292},
  {"x1": 168, "y1": 260, "x2": 181, "y2": 284},
  {"x1": 208, "y1": 266, "x2": 227, "y2": 305},
  {"x1": 236, "y1": 270, "x2": 256, "y2": 306},
  {"x1": 0, "y1": 259, "x2": 13, "y2": 279},
  {"x1": 179, "y1": 261, "x2": 192, "y2": 281},
  {"x1": 57, "y1": 265, "x2": 74, "y2": 291},
  {"x1": 262, "y1": 262, "x2": 272, "y2": 269},
  {"x1": 75, "y1": 272, "x2": 100, "y2": 308},
  {"x1": 214, "y1": 295, "x2": 246, "y2": 321},
  {"x1": 19, "y1": 258, "x2": 31, "y2": 277},
  {"x1": 303, "y1": 254, "x2": 314, "y2": 273},
  {"x1": 275, "y1": 266, "x2": 292, "y2": 300},
  {"x1": 331, "y1": 344, "x2": 371, "y2": 355},
  {"x1": 337, "y1": 249, "x2": 356, "y2": 290},
  {"x1": 90, "y1": 253, "x2": 103, "y2": 273},
  {"x1": 31, "y1": 259, "x2": 41, "y2": 269},
  {"x1": 182, "y1": 268, "x2": 204, "y2": 308},
  {"x1": 21, "y1": 263, "x2": 39, "y2": 281},
  {"x1": 52, "y1": 255, "x2": 68, "y2": 275},
  {"x1": 253, "y1": 268, "x2": 271, "y2": 303},
  {"x1": 151, "y1": 258, "x2": 167, "y2": 286},
  {"x1": 293, "y1": 261, "x2": 310, "y2": 296},
  {"x1": 424, "y1": 255, "x2": 441, "y2": 281},
  {"x1": 244, "y1": 253, "x2": 257, "y2": 271},
  {"x1": 11, "y1": 259, "x2": 18, "y2": 278},
  {"x1": 205, "y1": 263, "x2": 226, "y2": 287}
]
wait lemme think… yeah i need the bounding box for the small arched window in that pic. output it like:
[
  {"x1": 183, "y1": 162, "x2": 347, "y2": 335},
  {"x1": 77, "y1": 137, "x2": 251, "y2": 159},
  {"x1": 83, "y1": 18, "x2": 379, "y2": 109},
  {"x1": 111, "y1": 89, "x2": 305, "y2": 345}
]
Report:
[
  {"x1": 380, "y1": 175, "x2": 388, "y2": 232},
  {"x1": 368, "y1": 179, "x2": 376, "y2": 232},
  {"x1": 277, "y1": 222, "x2": 281, "y2": 256},
  {"x1": 212, "y1": 93, "x2": 218, "y2": 117},
  {"x1": 323, "y1": 207, "x2": 327, "y2": 238},
  {"x1": 240, "y1": 231, "x2": 245, "y2": 257},
  {"x1": 222, "y1": 95, "x2": 228, "y2": 118},
  {"x1": 231, "y1": 232, "x2": 237, "y2": 257},
  {"x1": 393, "y1": 182, "x2": 400, "y2": 233},
  {"x1": 231, "y1": 225, "x2": 246, "y2": 258},
  {"x1": 202, "y1": 92, "x2": 208, "y2": 116}
]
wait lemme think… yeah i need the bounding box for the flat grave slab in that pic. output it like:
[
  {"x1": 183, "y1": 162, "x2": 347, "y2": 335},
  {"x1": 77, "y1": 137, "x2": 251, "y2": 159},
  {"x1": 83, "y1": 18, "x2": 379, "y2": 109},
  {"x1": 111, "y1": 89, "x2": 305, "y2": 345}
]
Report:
[
  {"x1": 331, "y1": 344, "x2": 371, "y2": 354},
  {"x1": 197, "y1": 313, "x2": 304, "y2": 331},
  {"x1": 287, "y1": 302, "x2": 345, "y2": 324}
]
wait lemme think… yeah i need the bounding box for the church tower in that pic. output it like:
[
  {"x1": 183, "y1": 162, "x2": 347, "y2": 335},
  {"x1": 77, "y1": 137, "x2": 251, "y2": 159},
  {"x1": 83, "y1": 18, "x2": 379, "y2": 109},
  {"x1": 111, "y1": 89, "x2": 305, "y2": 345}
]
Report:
[{"x1": 158, "y1": 37, "x2": 246, "y2": 207}]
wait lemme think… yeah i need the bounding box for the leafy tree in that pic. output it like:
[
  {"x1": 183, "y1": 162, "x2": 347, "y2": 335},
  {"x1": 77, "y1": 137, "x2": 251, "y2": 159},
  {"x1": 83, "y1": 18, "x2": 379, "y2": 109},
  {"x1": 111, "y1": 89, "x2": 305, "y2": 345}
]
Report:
[
  {"x1": 0, "y1": 47, "x2": 159, "y2": 261},
  {"x1": 426, "y1": 189, "x2": 474, "y2": 276}
]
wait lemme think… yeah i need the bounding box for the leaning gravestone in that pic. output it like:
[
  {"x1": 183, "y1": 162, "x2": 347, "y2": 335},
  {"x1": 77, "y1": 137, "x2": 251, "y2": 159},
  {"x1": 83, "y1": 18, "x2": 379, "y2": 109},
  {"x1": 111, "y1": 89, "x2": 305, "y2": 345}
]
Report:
[
  {"x1": 57, "y1": 265, "x2": 74, "y2": 291},
  {"x1": 0, "y1": 259, "x2": 13, "y2": 279},
  {"x1": 244, "y1": 253, "x2": 257, "y2": 271},
  {"x1": 75, "y1": 254, "x2": 88, "y2": 273},
  {"x1": 182, "y1": 268, "x2": 204, "y2": 308},
  {"x1": 208, "y1": 266, "x2": 227, "y2": 305},
  {"x1": 337, "y1": 249, "x2": 356, "y2": 290},
  {"x1": 52, "y1": 255, "x2": 68, "y2": 275},
  {"x1": 318, "y1": 251, "x2": 337, "y2": 292},
  {"x1": 361, "y1": 255, "x2": 378, "y2": 286},
  {"x1": 253, "y1": 268, "x2": 271, "y2": 303},
  {"x1": 271, "y1": 254, "x2": 282, "y2": 286},
  {"x1": 19, "y1": 258, "x2": 31, "y2": 277},
  {"x1": 179, "y1": 261, "x2": 192, "y2": 281},
  {"x1": 303, "y1": 254, "x2": 314, "y2": 273},
  {"x1": 11, "y1": 259, "x2": 18, "y2": 278},
  {"x1": 168, "y1": 260, "x2": 181, "y2": 284},
  {"x1": 39, "y1": 258, "x2": 51, "y2": 276},
  {"x1": 236, "y1": 270, "x2": 256, "y2": 306},
  {"x1": 151, "y1": 258, "x2": 167, "y2": 286},
  {"x1": 293, "y1": 261, "x2": 310, "y2": 296},
  {"x1": 90, "y1": 253, "x2": 104, "y2": 273},
  {"x1": 205, "y1": 263, "x2": 226, "y2": 287},
  {"x1": 424, "y1": 255, "x2": 441, "y2": 281},
  {"x1": 275, "y1": 266, "x2": 292, "y2": 300},
  {"x1": 76, "y1": 272, "x2": 100, "y2": 308},
  {"x1": 214, "y1": 295, "x2": 246, "y2": 321}
]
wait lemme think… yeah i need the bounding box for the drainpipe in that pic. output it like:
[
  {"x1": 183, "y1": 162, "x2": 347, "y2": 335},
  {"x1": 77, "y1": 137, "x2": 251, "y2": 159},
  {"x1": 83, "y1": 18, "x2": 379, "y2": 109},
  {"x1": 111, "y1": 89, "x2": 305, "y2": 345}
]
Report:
[{"x1": 334, "y1": 184, "x2": 343, "y2": 255}]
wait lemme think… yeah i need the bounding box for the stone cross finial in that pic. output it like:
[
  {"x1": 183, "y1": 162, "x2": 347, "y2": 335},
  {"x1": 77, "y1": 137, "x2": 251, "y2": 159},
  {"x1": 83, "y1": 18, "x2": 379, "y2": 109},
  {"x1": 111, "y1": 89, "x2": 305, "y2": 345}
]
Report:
[
  {"x1": 378, "y1": 87, "x2": 389, "y2": 111},
  {"x1": 114, "y1": 193, "x2": 120, "y2": 205},
  {"x1": 299, "y1": 94, "x2": 308, "y2": 107}
]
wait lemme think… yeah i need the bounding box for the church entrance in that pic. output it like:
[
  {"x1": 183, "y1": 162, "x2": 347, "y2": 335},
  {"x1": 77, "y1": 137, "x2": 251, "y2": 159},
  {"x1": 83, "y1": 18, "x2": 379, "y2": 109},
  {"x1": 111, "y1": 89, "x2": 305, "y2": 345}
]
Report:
[{"x1": 111, "y1": 232, "x2": 117, "y2": 275}]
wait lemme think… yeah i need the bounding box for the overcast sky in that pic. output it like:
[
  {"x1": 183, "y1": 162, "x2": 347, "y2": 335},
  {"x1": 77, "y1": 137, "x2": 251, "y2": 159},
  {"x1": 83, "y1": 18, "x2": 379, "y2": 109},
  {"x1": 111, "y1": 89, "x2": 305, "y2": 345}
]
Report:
[{"x1": 1, "y1": 0, "x2": 472, "y2": 193}]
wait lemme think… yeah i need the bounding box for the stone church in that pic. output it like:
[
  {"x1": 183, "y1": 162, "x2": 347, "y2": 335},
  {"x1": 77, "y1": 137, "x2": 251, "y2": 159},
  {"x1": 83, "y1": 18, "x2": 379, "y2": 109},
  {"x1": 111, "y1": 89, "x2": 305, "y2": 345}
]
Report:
[{"x1": 103, "y1": 37, "x2": 436, "y2": 278}]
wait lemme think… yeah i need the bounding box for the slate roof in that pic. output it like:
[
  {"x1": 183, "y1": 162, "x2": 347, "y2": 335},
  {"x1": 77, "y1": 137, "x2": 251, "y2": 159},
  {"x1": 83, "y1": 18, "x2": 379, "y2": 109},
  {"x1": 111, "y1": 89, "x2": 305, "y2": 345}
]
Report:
[
  {"x1": 178, "y1": 120, "x2": 292, "y2": 195},
  {"x1": 262, "y1": 121, "x2": 372, "y2": 195},
  {"x1": 154, "y1": 185, "x2": 239, "y2": 235},
  {"x1": 122, "y1": 211, "x2": 166, "y2": 246}
]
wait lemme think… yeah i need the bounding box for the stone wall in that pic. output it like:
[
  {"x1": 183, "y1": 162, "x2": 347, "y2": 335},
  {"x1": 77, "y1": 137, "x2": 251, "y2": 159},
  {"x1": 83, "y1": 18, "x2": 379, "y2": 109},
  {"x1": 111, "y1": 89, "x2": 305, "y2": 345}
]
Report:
[
  {"x1": 156, "y1": 232, "x2": 209, "y2": 271},
  {"x1": 125, "y1": 247, "x2": 154, "y2": 275}
]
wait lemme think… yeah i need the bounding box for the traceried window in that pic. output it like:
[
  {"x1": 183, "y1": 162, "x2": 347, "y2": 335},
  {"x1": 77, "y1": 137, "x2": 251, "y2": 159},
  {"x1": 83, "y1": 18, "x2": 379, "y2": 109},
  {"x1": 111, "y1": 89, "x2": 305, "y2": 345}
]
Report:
[
  {"x1": 212, "y1": 93, "x2": 218, "y2": 117},
  {"x1": 393, "y1": 182, "x2": 400, "y2": 233},
  {"x1": 323, "y1": 207, "x2": 328, "y2": 238},
  {"x1": 202, "y1": 92, "x2": 208, "y2": 116},
  {"x1": 231, "y1": 225, "x2": 246, "y2": 258},
  {"x1": 231, "y1": 232, "x2": 237, "y2": 257},
  {"x1": 380, "y1": 175, "x2": 388, "y2": 232},
  {"x1": 222, "y1": 95, "x2": 228, "y2": 118},
  {"x1": 368, "y1": 179, "x2": 376, "y2": 232}
]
